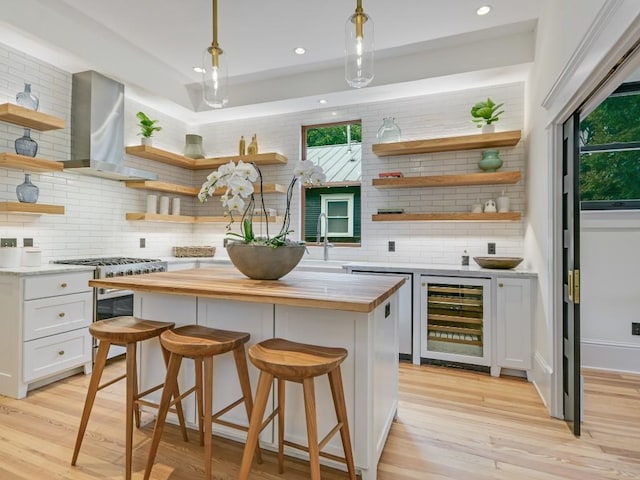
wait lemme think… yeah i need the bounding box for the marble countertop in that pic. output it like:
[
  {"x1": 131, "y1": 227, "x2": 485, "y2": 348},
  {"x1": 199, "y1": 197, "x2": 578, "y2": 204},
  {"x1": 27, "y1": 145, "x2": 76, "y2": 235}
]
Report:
[{"x1": 0, "y1": 264, "x2": 96, "y2": 276}]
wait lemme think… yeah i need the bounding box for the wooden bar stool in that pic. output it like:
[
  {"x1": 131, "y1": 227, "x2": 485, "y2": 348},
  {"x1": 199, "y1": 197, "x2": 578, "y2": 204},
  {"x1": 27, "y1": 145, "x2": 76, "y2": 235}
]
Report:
[
  {"x1": 71, "y1": 316, "x2": 188, "y2": 480},
  {"x1": 238, "y1": 338, "x2": 356, "y2": 480},
  {"x1": 144, "y1": 324, "x2": 262, "y2": 480}
]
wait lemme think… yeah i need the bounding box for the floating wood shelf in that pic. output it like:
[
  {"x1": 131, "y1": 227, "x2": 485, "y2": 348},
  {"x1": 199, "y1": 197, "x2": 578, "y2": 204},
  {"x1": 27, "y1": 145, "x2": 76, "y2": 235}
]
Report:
[
  {"x1": 126, "y1": 213, "x2": 283, "y2": 223},
  {"x1": 372, "y1": 212, "x2": 522, "y2": 222},
  {"x1": 0, "y1": 153, "x2": 64, "y2": 172},
  {"x1": 372, "y1": 171, "x2": 521, "y2": 189},
  {"x1": 125, "y1": 180, "x2": 199, "y2": 196},
  {"x1": 372, "y1": 130, "x2": 521, "y2": 157},
  {"x1": 0, "y1": 202, "x2": 65, "y2": 215},
  {"x1": 0, "y1": 103, "x2": 66, "y2": 131},
  {"x1": 125, "y1": 180, "x2": 286, "y2": 197},
  {"x1": 126, "y1": 145, "x2": 287, "y2": 170}
]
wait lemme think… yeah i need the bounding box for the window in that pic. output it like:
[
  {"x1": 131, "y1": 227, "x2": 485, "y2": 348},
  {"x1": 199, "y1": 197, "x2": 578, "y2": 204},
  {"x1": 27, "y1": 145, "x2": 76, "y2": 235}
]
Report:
[
  {"x1": 301, "y1": 121, "x2": 361, "y2": 244},
  {"x1": 321, "y1": 193, "x2": 354, "y2": 237},
  {"x1": 580, "y1": 81, "x2": 640, "y2": 210}
]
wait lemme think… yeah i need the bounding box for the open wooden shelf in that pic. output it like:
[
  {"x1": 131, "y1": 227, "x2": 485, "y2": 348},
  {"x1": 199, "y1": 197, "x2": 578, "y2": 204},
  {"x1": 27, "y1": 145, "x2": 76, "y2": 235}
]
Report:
[
  {"x1": 126, "y1": 145, "x2": 287, "y2": 170},
  {"x1": 0, "y1": 103, "x2": 66, "y2": 131},
  {"x1": 0, "y1": 202, "x2": 65, "y2": 215},
  {"x1": 126, "y1": 212, "x2": 283, "y2": 223},
  {"x1": 125, "y1": 180, "x2": 286, "y2": 197},
  {"x1": 372, "y1": 212, "x2": 521, "y2": 222},
  {"x1": 0, "y1": 152, "x2": 64, "y2": 172},
  {"x1": 372, "y1": 130, "x2": 521, "y2": 157},
  {"x1": 372, "y1": 171, "x2": 521, "y2": 189}
]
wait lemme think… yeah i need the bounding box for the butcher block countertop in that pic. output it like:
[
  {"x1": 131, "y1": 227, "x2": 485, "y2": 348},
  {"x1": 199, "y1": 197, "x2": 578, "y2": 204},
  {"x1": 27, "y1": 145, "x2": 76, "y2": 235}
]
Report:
[{"x1": 89, "y1": 265, "x2": 404, "y2": 313}]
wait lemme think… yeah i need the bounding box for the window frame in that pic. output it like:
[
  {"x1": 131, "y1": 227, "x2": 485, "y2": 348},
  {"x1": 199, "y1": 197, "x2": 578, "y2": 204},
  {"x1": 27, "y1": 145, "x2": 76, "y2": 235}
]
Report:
[
  {"x1": 300, "y1": 120, "x2": 362, "y2": 246},
  {"x1": 320, "y1": 193, "x2": 354, "y2": 237},
  {"x1": 580, "y1": 81, "x2": 640, "y2": 211}
]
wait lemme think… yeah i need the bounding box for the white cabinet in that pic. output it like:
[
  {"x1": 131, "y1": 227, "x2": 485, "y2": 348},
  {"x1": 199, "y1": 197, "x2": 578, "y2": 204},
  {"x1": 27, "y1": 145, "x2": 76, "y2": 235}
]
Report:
[
  {"x1": 493, "y1": 277, "x2": 533, "y2": 378},
  {"x1": 0, "y1": 270, "x2": 93, "y2": 398}
]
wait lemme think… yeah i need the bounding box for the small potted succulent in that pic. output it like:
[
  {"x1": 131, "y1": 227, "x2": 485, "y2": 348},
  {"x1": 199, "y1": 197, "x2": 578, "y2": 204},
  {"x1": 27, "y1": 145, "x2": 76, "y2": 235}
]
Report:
[
  {"x1": 470, "y1": 98, "x2": 504, "y2": 133},
  {"x1": 136, "y1": 111, "x2": 162, "y2": 145}
]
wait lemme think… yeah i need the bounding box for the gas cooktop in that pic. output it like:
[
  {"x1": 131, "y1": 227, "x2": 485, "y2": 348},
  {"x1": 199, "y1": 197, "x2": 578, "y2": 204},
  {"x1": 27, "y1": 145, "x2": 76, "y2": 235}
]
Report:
[{"x1": 54, "y1": 257, "x2": 162, "y2": 266}]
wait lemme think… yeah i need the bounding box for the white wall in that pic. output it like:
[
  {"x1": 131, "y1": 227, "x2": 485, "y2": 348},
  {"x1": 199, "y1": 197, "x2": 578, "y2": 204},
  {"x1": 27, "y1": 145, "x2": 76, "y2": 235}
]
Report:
[
  {"x1": 1, "y1": 41, "x2": 527, "y2": 266},
  {"x1": 524, "y1": 0, "x2": 640, "y2": 412},
  {"x1": 581, "y1": 212, "x2": 640, "y2": 373}
]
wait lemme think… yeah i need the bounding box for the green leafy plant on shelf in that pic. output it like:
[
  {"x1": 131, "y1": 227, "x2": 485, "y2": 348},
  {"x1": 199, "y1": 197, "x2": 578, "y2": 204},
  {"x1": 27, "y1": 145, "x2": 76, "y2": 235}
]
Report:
[
  {"x1": 470, "y1": 98, "x2": 504, "y2": 128},
  {"x1": 136, "y1": 111, "x2": 162, "y2": 138}
]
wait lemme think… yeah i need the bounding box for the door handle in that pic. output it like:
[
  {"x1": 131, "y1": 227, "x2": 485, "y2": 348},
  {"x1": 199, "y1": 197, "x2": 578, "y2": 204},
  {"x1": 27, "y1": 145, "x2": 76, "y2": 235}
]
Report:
[{"x1": 568, "y1": 270, "x2": 574, "y2": 302}]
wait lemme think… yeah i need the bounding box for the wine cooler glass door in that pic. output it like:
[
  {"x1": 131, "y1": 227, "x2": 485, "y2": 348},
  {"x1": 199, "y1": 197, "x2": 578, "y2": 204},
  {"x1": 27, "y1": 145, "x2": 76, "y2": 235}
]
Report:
[{"x1": 420, "y1": 276, "x2": 491, "y2": 367}]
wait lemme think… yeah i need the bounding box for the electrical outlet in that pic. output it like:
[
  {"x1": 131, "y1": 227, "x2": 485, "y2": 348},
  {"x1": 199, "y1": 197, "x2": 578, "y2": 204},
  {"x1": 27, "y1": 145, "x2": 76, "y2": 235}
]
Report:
[
  {"x1": 488, "y1": 242, "x2": 496, "y2": 254},
  {"x1": 388, "y1": 241, "x2": 395, "y2": 252},
  {"x1": 632, "y1": 322, "x2": 640, "y2": 336},
  {"x1": 1, "y1": 238, "x2": 17, "y2": 247},
  {"x1": 23, "y1": 238, "x2": 33, "y2": 247},
  {"x1": 139, "y1": 238, "x2": 146, "y2": 248}
]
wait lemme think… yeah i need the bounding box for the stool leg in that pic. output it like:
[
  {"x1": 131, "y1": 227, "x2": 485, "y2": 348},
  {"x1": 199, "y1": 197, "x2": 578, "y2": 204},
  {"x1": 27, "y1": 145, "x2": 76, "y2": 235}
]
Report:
[
  {"x1": 328, "y1": 367, "x2": 356, "y2": 480},
  {"x1": 125, "y1": 342, "x2": 137, "y2": 480},
  {"x1": 194, "y1": 357, "x2": 204, "y2": 446},
  {"x1": 161, "y1": 345, "x2": 189, "y2": 442},
  {"x1": 143, "y1": 352, "x2": 183, "y2": 480},
  {"x1": 302, "y1": 377, "x2": 321, "y2": 480},
  {"x1": 238, "y1": 371, "x2": 273, "y2": 480},
  {"x1": 203, "y1": 356, "x2": 214, "y2": 480},
  {"x1": 71, "y1": 340, "x2": 110, "y2": 466},
  {"x1": 132, "y1": 344, "x2": 141, "y2": 429},
  {"x1": 277, "y1": 378, "x2": 286, "y2": 474},
  {"x1": 232, "y1": 346, "x2": 263, "y2": 464}
]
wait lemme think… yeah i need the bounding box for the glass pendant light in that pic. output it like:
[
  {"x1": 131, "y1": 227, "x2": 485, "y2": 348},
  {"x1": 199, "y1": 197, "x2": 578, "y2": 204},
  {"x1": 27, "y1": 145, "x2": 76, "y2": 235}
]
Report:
[
  {"x1": 345, "y1": 0, "x2": 374, "y2": 88},
  {"x1": 202, "y1": 0, "x2": 228, "y2": 108}
]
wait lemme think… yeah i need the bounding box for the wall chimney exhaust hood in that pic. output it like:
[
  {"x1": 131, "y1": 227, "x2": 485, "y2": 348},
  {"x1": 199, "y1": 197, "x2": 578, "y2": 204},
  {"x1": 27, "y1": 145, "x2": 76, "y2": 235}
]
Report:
[{"x1": 64, "y1": 71, "x2": 158, "y2": 181}]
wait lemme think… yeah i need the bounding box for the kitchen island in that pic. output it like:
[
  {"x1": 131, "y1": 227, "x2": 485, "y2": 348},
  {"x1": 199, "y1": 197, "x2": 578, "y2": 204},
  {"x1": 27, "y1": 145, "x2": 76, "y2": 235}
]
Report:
[{"x1": 89, "y1": 266, "x2": 403, "y2": 480}]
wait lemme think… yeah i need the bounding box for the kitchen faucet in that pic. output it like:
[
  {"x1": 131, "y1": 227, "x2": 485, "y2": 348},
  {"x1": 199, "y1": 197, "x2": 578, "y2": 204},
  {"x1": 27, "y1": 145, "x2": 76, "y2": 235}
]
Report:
[{"x1": 316, "y1": 213, "x2": 334, "y2": 261}]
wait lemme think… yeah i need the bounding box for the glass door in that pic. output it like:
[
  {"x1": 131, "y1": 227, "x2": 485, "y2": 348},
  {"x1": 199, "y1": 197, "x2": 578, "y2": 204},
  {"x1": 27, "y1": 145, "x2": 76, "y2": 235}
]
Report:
[{"x1": 420, "y1": 276, "x2": 491, "y2": 367}]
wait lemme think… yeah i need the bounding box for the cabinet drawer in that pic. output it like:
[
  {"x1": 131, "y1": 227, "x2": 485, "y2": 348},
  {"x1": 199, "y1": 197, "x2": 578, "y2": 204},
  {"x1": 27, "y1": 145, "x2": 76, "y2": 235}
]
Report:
[
  {"x1": 24, "y1": 271, "x2": 93, "y2": 300},
  {"x1": 23, "y1": 292, "x2": 93, "y2": 341},
  {"x1": 23, "y1": 329, "x2": 91, "y2": 382}
]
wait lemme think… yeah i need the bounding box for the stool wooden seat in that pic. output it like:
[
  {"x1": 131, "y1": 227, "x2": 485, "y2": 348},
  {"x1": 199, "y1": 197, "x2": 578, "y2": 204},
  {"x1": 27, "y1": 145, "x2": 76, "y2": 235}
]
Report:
[
  {"x1": 144, "y1": 325, "x2": 262, "y2": 480},
  {"x1": 239, "y1": 338, "x2": 356, "y2": 480},
  {"x1": 71, "y1": 316, "x2": 188, "y2": 480}
]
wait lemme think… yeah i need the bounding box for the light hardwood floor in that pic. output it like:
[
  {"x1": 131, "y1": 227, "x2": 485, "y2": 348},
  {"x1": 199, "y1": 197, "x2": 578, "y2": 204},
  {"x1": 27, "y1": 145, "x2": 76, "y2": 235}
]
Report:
[{"x1": 0, "y1": 361, "x2": 638, "y2": 479}]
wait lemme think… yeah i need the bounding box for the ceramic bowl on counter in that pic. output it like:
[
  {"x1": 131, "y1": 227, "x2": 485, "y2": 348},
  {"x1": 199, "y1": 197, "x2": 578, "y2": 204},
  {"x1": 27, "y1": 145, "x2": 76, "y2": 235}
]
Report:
[{"x1": 473, "y1": 256, "x2": 524, "y2": 269}]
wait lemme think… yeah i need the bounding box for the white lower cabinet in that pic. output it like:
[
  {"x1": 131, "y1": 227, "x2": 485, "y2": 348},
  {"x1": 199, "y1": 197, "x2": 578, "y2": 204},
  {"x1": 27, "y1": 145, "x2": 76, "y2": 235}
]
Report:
[
  {"x1": 0, "y1": 270, "x2": 94, "y2": 399},
  {"x1": 493, "y1": 277, "x2": 534, "y2": 378}
]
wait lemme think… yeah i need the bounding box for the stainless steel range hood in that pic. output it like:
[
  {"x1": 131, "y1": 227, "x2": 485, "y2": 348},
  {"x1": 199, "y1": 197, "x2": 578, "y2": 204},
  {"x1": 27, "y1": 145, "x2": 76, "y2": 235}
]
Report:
[{"x1": 65, "y1": 71, "x2": 157, "y2": 180}]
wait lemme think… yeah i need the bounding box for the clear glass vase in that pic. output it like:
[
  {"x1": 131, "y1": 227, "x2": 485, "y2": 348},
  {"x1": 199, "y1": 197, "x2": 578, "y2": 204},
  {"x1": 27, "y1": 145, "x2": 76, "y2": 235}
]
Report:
[
  {"x1": 15, "y1": 83, "x2": 39, "y2": 111},
  {"x1": 376, "y1": 117, "x2": 401, "y2": 143},
  {"x1": 16, "y1": 173, "x2": 39, "y2": 203},
  {"x1": 15, "y1": 128, "x2": 38, "y2": 157}
]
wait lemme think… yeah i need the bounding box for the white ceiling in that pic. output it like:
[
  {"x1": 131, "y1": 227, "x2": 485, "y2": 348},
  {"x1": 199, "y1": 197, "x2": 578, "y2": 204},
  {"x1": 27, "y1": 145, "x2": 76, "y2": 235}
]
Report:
[{"x1": 0, "y1": 0, "x2": 541, "y2": 122}]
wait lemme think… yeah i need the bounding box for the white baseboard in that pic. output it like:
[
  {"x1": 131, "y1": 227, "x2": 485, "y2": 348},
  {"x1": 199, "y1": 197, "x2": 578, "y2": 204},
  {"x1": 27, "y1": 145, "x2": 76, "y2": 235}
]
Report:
[
  {"x1": 530, "y1": 351, "x2": 553, "y2": 414},
  {"x1": 581, "y1": 339, "x2": 640, "y2": 374}
]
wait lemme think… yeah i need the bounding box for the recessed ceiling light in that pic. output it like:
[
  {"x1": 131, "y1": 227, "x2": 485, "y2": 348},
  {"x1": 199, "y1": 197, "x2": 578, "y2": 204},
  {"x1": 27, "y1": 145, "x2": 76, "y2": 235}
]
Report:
[
  {"x1": 318, "y1": 99, "x2": 328, "y2": 105},
  {"x1": 476, "y1": 5, "x2": 491, "y2": 15},
  {"x1": 294, "y1": 47, "x2": 306, "y2": 55},
  {"x1": 193, "y1": 66, "x2": 205, "y2": 73}
]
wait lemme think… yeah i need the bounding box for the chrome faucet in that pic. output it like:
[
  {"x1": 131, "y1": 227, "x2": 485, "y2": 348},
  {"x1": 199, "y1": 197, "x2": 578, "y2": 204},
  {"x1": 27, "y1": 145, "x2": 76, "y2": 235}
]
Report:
[{"x1": 316, "y1": 213, "x2": 334, "y2": 261}]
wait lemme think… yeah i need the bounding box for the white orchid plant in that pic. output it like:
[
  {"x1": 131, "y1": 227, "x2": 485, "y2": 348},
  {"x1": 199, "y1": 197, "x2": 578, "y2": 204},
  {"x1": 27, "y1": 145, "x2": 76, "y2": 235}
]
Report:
[{"x1": 198, "y1": 159, "x2": 325, "y2": 247}]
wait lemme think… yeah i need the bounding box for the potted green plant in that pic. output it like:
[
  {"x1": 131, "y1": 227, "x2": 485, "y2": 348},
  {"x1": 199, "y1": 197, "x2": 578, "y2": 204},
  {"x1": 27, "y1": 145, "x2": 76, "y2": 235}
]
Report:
[
  {"x1": 136, "y1": 111, "x2": 162, "y2": 146},
  {"x1": 198, "y1": 160, "x2": 325, "y2": 279},
  {"x1": 470, "y1": 98, "x2": 504, "y2": 132}
]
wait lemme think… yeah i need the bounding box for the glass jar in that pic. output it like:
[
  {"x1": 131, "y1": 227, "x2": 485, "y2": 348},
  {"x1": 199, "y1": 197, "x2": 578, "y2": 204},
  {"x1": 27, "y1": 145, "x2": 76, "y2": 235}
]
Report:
[
  {"x1": 16, "y1": 173, "x2": 39, "y2": 203},
  {"x1": 184, "y1": 134, "x2": 205, "y2": 159},
  {"x1": 16, "y1": 83, "x2": 39, "y2": 111},
  {"x1": 15, "y1": 128, "x2": 38, "y2": 157},
  {"x1": 376, "y1": 117, "x2": 401, "y2": 143}
]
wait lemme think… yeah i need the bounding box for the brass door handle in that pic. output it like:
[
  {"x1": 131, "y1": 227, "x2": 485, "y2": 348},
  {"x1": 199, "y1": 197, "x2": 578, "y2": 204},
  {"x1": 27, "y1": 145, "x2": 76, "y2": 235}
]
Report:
[
  {"x1": 60, "y1": 282, "x2": 68, "y2": 288},
  {"x1": 58, "y1": 350, "x2": 65, "y2": 356},
  {"x1": 568, "y1": 271, "x2": 574, "y2": 302},
  {"x1": 58, "y1": 312, "x2": 65, "y2": 318}
]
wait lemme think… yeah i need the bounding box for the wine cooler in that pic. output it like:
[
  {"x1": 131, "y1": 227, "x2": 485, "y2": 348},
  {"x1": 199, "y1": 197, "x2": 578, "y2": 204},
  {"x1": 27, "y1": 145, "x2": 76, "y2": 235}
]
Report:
[{"x1": 420, "y1": 276, "x2": 491, "y2": 367}]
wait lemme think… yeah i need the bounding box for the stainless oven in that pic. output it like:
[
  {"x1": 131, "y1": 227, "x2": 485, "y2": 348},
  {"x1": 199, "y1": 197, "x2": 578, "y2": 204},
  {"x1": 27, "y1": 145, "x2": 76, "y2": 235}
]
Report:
[{"x1": 53, "y1": 257, "x2": 167, "y2": 359}]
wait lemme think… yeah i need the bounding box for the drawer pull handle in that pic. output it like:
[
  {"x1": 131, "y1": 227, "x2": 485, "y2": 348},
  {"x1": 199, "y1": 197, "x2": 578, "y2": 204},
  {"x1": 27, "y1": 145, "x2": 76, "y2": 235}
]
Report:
[
  {"x1": 58, "y1": 350, "x2": 65, "y2": 356},
  {"x1": 60, "y1": 282, "x2": 68, "y2": 288},
  {"x1": 499, "y1": 283, "x2": 504, "y2": 288},
  {"x1": 58, "y1": 312, "x2": 65, "y2": 318}
]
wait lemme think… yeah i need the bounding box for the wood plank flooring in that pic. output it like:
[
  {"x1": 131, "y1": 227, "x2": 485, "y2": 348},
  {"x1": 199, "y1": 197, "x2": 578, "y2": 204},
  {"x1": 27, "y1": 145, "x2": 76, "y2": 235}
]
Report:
[{"x1": 0, "y1": 361, "x2": 638, "y2": 479}]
